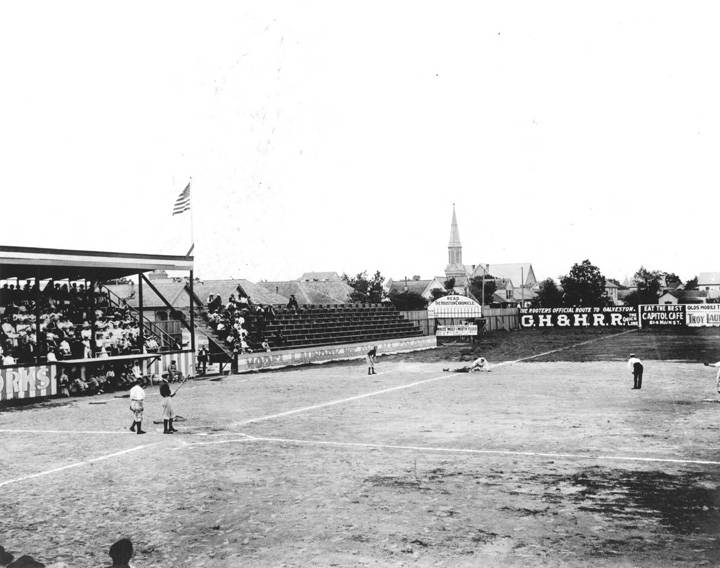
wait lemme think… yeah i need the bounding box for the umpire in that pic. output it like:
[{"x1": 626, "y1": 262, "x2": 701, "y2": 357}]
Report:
[{"x1": 628, "y1": 353, "x2": 644, "y2": 390}]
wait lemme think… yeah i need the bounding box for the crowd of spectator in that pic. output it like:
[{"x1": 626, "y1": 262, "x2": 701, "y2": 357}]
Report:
[
  {"x1": 204, "y1": 292, "x2": 279, "y2": 354},
  {"x1": 0, "y1": 280, "x2": 148, "y2": 366}
]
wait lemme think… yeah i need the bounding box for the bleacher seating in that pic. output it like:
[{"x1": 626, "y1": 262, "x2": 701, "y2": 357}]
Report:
[{"x1": 264, "y1": 303, "x2": 423, "y2": 350}]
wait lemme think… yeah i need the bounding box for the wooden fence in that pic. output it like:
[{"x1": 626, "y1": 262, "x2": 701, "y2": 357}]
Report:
[{"x1": 399, "y1": 308, "x2": 519, "y2": 336}]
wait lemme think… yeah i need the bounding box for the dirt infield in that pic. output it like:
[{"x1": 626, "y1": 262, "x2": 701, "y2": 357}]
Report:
[{"x1": 2, "y1": 330, "x2": 720, "y2": 566}]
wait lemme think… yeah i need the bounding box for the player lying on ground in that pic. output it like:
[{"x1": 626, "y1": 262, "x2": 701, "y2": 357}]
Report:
[{"x1": 443, "y1": 356, "x2": 491, "y2": 373}]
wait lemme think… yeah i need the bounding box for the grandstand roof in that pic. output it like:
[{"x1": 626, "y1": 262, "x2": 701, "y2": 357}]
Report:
[{"x1": 0, "y1": 245, "x2": 193, "y2": 280}]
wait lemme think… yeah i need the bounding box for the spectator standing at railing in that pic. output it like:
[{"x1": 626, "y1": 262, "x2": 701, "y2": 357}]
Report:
[{"x1": 197, "y1": 345, "x2": 208, "y2": 375}]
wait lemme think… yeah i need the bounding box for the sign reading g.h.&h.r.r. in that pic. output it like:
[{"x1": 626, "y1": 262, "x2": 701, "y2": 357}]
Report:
[{"x1": 520, "y1": 307, "x2": 638, "y2": 328}]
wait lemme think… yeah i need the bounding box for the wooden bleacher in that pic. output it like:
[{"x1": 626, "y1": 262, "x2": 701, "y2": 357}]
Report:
[{"x1": 265, "y1": 303, "x2": 423, "y2": 350}]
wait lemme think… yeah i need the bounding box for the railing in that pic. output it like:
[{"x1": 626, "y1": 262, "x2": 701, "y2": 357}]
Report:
[{"x1": 101, "y1": 285, "x2": 182, "y2": 351}]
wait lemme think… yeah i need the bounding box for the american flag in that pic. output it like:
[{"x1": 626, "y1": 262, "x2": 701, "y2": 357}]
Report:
[{"x1": 172, "y1": 182, "x2": 191, "y2": 216}]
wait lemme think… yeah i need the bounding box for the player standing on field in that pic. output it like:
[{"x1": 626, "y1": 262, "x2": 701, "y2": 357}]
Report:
[
  {"x1": 628, "y1": 354, "x2": 643, "y2": 390},
  {"x1": 366, "y1": 346, "x2": 377, "y2": 375},
  {"x1": 129, "y1": 378, "x2": 146, "y2": 434}
]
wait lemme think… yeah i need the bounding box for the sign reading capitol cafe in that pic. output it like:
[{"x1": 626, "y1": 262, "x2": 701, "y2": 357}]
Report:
[{"x1": 519, "y1": 306, "x2": 638, "y2": 328}]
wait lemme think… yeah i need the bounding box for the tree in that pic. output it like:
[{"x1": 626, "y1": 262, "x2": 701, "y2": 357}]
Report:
[
  {"x1": 430, "y1": 287, "x2": 448, "y2": 301},
  {"x1": 388, "y1": 290, "x2": 427, "y2": 310},
  {"x1": 469, "y1": 276, "x2": 497, "y2": 305},
  {"x1": 560, "y1": 259, "x2": 608, "y2": 307},
  {"x1": 664, "y1": 272, "x2": 682, "y2": 289},
  {"x1": 532, "y1": 278, "x2": 563, "y2": 307},
  {"x1": 624, "y1": 266, "x2": 663, "y2": 306},
  {"x1": 342, "y1": 270, "x2": 386, "y2": 303},
  {"x1": 443, "y1": 277, "x2": 456, "y2": 291},
  {"x1": 685, "y1": 276, "x2": 698, "y2": 290}
]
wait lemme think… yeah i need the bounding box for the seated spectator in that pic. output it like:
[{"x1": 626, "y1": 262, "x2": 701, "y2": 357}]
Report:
[
  {"x1": 261, "y1": 339, "x2": 271, "y2": 352},
  {"x1": 70, "y1": 376, "x2": 89, "y2": 395},
  {"x1": 2, "y1": 353, "x2": 15, "y2": 366},
  {"x1": 287, "y1": 295, "x2": 299, "y2": 311}
]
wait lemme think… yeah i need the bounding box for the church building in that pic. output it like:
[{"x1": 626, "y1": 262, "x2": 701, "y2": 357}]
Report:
[{"x1": 444, "y1": 204, "x2": 538, "y2": 305}]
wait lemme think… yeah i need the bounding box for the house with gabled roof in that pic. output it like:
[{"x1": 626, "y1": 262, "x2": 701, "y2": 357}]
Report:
[
  {"x1": 698, "y1": 272, "x2": 720, "y2": 299},
  {"x1": 386, "y1": 276, "x2": 446, "y2": 300},
  {"x1": 258, "y1": 273, "x2": 354, "y2": 305},
  {"x1": 658, "y1": 289, "x2": 708, "y2": 305}
]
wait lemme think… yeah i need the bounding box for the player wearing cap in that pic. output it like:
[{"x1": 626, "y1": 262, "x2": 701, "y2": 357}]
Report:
[
  {"x1": 628, "y1": 354, "x2": 643, "y2": 390},
  {"x1": 366, "y1": 346, "x2": 378, "y2": 375}
]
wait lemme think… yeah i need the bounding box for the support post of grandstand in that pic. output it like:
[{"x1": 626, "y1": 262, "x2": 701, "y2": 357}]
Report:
[
  {"x1": 34, "y1": 279, "x2": 42, "y2": 365},
  {"x1": 89, "y1": 279, "x2": 97, "y2": 357},
  {"x1": 138, "y1": 271, "x2": 144, "y2": 352},
  {"x1": 140, "y1": 273, "x2": 193, "y2": 341},
  {"x1": 189, "y1": 269, "x2": 196, "y2": 353}
]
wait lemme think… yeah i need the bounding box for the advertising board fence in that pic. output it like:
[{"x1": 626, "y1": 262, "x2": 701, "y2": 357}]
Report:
[
  {"x1": 519, "y1": 307, "x2": 638, "y2": 328},
  {"x1": 1, "y1": 363, "x2": 56, "y2": 401},
  {"x1": 685, "y1": 304, "x2": 720, "y2": 327},
  {"x1": 638, "y1": 304, "x2": 686, "y2": 327}
]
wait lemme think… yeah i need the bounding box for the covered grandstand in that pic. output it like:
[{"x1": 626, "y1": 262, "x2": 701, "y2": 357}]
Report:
[{"x1": 0, "y1": 245, "x2": 195, "y2": 400}]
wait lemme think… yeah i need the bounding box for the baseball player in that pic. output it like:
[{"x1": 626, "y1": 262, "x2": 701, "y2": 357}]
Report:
[
  {"x1": 366, "y1": 346, "x2": 378, "y2": 375},
  {"x1": 128, "y1": 378, "x2": 146, "y2": 435},
  {"x1": 628, "y1": 354, "x2": 643, "y2": 389},
  {"x1": 444, "y1": 356, "x2": 491, "y2": 373}
]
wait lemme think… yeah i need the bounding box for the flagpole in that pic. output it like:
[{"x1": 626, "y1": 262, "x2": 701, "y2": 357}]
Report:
[{"x1": 188, "y1": 177, "x2": 194, "y2": 256}]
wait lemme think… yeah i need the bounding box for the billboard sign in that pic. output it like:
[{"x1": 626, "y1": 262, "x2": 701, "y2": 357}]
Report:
[
  {"x1": 428, "y1": 295, "x2": 482, "y2": 319},
  {"x1": 436, "y1": 324, "x2": 479, "y2": 337},
  {"x1": 685, "y1": 304, "x2": 720, "y2": 327},
  {"x1": 639, "y1": 304, "x2": 686, "y2": 327},
  {"x1": 0, "y1": 364, "x2": 57, "y2": 401},
  {"x1": 519, "y1": 306, "x2": 639, "y2": 328}
]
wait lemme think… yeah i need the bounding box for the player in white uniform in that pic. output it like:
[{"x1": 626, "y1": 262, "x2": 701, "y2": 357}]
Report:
[{"x1": 444, "y1": 356, "x2": 491, "y2": 373}]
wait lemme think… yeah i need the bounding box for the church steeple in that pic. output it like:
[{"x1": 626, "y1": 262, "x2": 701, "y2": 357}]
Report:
[
  {"x1": 445, "y1": 203, "x2": 466, "y2": 282},
  {"x1": 448, "y1": 203, "x2": 461, "y2": 248}
]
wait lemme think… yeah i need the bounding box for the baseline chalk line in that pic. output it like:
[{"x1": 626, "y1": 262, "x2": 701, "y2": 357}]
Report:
[
  {"x1": 230, "y1": 372, "x2": 462, "y2": 427},
  {"x1": 0, "y1": 429, "x2": 135, "y2": 435},
  {"x1": 0, "y1": 443, "x2": 160, "y2": 488},
  {"x1": 185, "y1": 433, "x2": 720, "y2": 467}
]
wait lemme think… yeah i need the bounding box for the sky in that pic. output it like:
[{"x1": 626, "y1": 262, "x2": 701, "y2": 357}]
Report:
[{"x1": 1, "y1": 2, "x2": 719, "y2": 284}]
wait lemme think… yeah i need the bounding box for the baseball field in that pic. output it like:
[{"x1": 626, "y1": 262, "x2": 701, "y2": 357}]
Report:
[{"x1": 2, "y1": 327, "x2": 720, "y2": 567}]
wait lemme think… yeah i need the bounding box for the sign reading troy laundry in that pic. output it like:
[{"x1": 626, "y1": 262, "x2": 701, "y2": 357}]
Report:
[
  {"x1": 0, "y1": 364, "x2": 56, "y2": 401},
  {"x1": 685, "y1": 304, "x2": 720, "y2": 327},
  {"x1": 520, "y1": 307, "x2": 639, "y2": 328}
]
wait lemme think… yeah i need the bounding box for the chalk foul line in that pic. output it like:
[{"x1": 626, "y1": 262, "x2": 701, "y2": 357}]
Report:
[
  {"x1": 230, "y1": 372, "x2": 463, "y2": 427},
  {"x1": 0, "y1": 443, "x2": 160, "y2": 489},
  {"x1": 184, "y1": 433, "x2": 720, "y2": 467}
]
